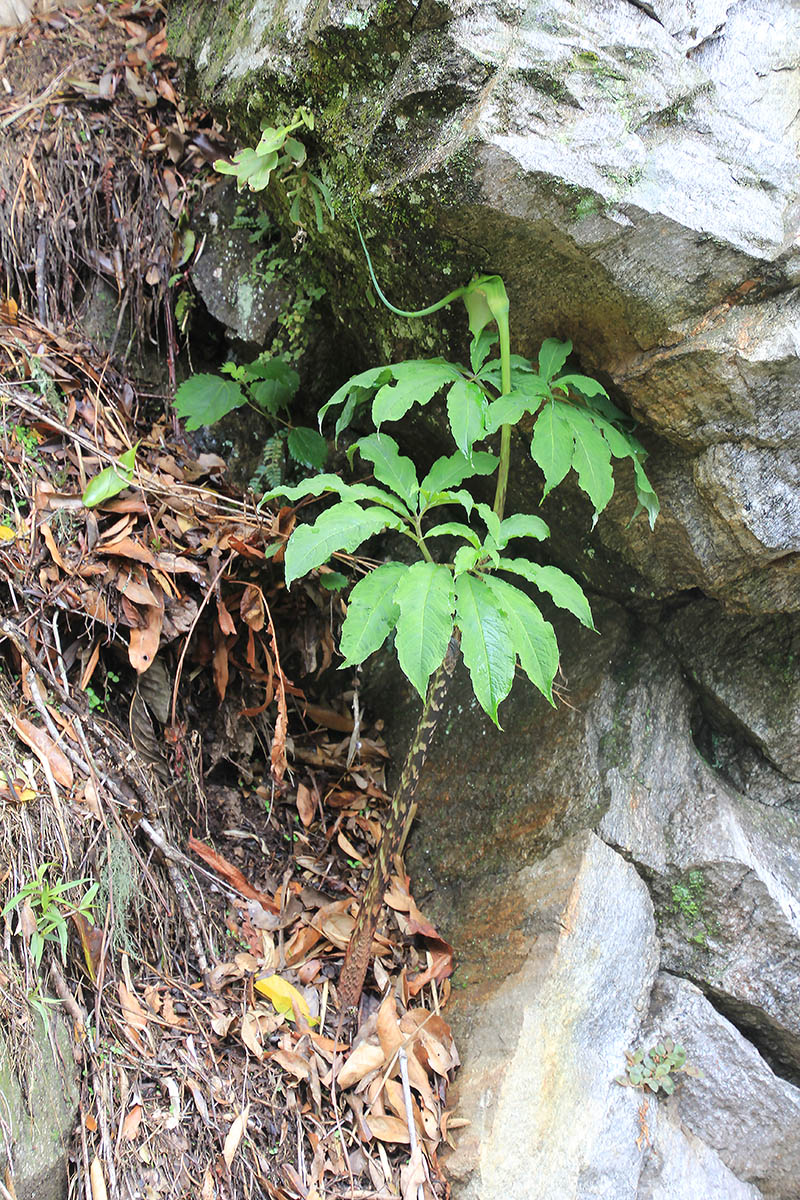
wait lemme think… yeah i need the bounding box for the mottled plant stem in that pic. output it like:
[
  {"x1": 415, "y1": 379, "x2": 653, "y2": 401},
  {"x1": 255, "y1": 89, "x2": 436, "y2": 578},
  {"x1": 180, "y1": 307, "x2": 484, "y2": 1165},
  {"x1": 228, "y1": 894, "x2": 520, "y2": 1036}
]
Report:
[{"x1": 338, "y1": 637, "x2": 459, "y2": 1009}]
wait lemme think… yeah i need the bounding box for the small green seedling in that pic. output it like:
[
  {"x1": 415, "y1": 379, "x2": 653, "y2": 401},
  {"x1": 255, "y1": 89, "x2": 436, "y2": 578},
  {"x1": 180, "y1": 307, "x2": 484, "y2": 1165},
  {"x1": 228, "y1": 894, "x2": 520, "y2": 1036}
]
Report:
[
  {"x1": 616, "y1": 1038, "x2": 702, "y2": 1095},
  {"x1": 2, "y1": 862, "x2": 98, "y2": 968}
]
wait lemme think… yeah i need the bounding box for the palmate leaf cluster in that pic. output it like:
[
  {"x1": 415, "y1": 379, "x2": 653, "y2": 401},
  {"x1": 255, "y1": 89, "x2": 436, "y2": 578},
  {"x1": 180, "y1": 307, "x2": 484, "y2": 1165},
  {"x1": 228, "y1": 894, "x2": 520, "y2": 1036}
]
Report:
[
  {"x1": 319, "y1": 334, "x2": 657, "y2": 528},
  {"x1": 264, "y1": 330, "x2": 657, "y2": 725}
]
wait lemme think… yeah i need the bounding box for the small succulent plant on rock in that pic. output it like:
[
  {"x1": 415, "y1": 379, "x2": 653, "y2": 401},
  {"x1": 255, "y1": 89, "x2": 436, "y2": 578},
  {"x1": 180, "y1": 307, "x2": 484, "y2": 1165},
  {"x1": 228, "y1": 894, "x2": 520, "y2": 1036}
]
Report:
[{"x1": 616, "y1": 1038, "x2": 702, "y2": 1096}]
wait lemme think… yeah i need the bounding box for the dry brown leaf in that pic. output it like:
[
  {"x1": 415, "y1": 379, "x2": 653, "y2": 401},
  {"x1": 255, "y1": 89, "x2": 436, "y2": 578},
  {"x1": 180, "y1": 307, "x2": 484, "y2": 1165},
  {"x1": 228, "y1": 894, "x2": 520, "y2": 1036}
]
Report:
[
  {"x1": 223, "y1": 1106, "x2": 249, "y2": 1168},
  {"x1": 17, "y1": 897, "x2": 37, "y2": 944},
  {"x1": 337, "y1": 830, "x2": 366, "y2": 864},
  {"x1": 113, "y1": 566, "x2": 161, "y2": 607},
  {"x1": 121, "y1": 1104, "x2": 143, "y2": 1141},
  {"x1": 128, "y1": 596, "x2": 164, "y2": 673},
  {"x1": 295, "y1": 783, "x2": 315, "y2": 828},
  {"x1": 211, "y1": 1012, "x2": 236, "y2": 1038},
  {"x1": 364, "y1": 1114, "x2": 410, "y2": 1145},
  {"x1": 216, "y1": 597, "x2": 236, "y2": 636},
  {"x1": 187, "y1": 836, "x2": 278, "y2": 911},
  {"x1": 337, "y1": 1039, "x2": 385, "y2": 1090},
  {"x1": 240, "y1": 1007, "x2": 282, "y2": 1058},
  {"x1": 73, "y1": 911, "x2": 103, "y2": 983},
  {"x1": 99, "y1": 536, "x2": 156, "y2": 565},
  {"x1": 212, "y1": 626, "x2": 229, "y2": 703},
  {"x1": 90, "y1": 1155, "x2": 108, "y2": 1200},
  {"x1": 284, "y1": 923, "x2": 322, "y2": 966},
  {"x1": 13, "y1": 717, "x2": 73, "y2": 788},
  {"x1": 377, "y1": 992, "x2": 403, "y2": 1063},
  {"x1": 400, "y1": 1145, "x2": 427, "y2": 1200},
  {"x1": 118, "y1": 982, "x2": 148, "y2": 1031},
  {"x1": 40, "y1": 522, "x2": 69, "y2": 571},
  {"x1": 240, "y1": 584, "x2": 265, "y2": 631},
  {"x1": 271, "y1": 1048, "x2": 310, "y2": 1080}
]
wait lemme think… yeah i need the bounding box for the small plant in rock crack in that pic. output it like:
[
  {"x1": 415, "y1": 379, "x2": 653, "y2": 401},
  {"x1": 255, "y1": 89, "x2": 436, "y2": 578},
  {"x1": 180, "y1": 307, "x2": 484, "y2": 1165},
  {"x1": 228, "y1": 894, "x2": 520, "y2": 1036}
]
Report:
[
  {"x1": 214, "y1": 107, "x2": 334, "y2": 233},
  {"x1": 617, "y1": 1038, "x2": 702, "y2": 1095},
  {"x1": 173, "y1": 352, "x2": 327, "y2": 473},
  {"x1": 262, "y1": 219, "x2": 659, "y2": 1007}
]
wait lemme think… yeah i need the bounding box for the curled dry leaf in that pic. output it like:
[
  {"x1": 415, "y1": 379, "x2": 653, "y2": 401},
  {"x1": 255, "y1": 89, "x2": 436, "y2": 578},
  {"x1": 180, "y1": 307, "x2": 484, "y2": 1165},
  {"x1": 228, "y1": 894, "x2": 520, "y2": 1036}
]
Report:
[
  {"x1": 13, "y1": 717, "x2": 74, "y2": 788},
  {"x1": 118, "y1": 982, "x2": 149, "y2": 1031},
  {"x1": 364, "y1": 1114, "x2": 411, "y2": 1145},
  {"x1": 240, "y1": 1007, "x2": 282, "y2": 1058},
  {"x1": 337, "y1": 1038, "x2": 385, "y2": 1090},
  {"x1": 90, "y1": 1155, "x2": 108, "y2": 1200},
  {"x1": 128, "y1": 596, "x2": 164, "y2": 673},
  {"x1": 240, "y1": 583, "x2": 265, "y2": 631},
  {"x1": 121, "y1": 1104, "x2": 143, "y2": 1141},
  {"x1": 295, "y1": 782, "x2": 315, "y2": 827},
  {"x1": 271, "y1": 1047, "x2": 311, "y2": 1080},
  {"x1": 377, "y1": 992, "x2": 403, "y2": 1063},
  {"x1": 223, "y1": 1105, "x2": 249, "y2": 1168}
]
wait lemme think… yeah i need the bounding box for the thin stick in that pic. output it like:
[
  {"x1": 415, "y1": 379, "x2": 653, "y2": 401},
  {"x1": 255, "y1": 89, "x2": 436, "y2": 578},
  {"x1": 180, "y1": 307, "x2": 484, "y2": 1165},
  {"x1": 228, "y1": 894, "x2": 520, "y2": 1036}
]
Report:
[{"x1": 398, "y1": 1047, "x2": 425, "y2": 1200}]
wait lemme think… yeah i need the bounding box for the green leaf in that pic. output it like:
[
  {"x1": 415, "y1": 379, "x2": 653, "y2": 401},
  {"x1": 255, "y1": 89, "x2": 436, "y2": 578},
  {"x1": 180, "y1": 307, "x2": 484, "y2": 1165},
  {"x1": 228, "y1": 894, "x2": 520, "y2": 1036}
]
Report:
[
  {"x1": 334, "y1": 384, "x2": 373, "y2": 442},
  {"x1": 531, "y1": 403, "x2": 575, "y2": 498},
  {"x1": 318, "y1": 365, "x2": 393, "y2": 429},
  {"x1": 372, "y1": 360, "x2": 461, "y2": 428},
  {"x1": 287, "y1": 426, "x2": 327, "y2": 469},
  {"x1": 446, "y1": 378, "x2": 487, "y2": 459},
  {"x1": 424, "y1": 522, "x2": 481, "y2": 548},
  {"x1": 475, "y1": 503, "x2": 501, "y2": 546},
  {"x1": 284, "y1": 503, "x2": 402, "y2": 587},
  {"x1": 249, "y1": 359, "x2": 300, "y2": 414},
  {"x1": 420, "y1": 450, "x2": 497, "y2": 495},
  {"x1": 498, "y1": 558, "x2": 594, "y2": 629},
  {"x1": 319, "y1": 571, "x2": 348, "y2": 590},
  {"x1": 632, "y1": 457, "x2": 659, "y2": 530},
  {"x1": 483, "y1": 385, "x2": 544, "y2": 435},
  {"x1": 422, "y1": 488, "x2": 476, "y2": 517},
  {"x1": 496, "y1": 513, "x2": 550, "y2": 548},
  {"x1": 551, "y1": 373, "x2": 607, "y2": 399},
  {"x1": 483, "y1": 576, "x2": 558, "y2": 703},
  {"x1": 538, "y1": 338, "x2": 572, "y2": 382},
  {"x1": 260, "y1": 474, "x2": 411, "y2": 518},
  {"x1": 453, "y1": 545, "x2": 481, "y2": 576},
  {"x1": 394, "y1": 562, "x2": 455, "y2": 700},
  {"x1": 82, "y1": 443, "x2": 138, "y2": 508},
  {"x1": 173, "y1": 374, "x2": 247, "y2": 430},
  {"x1": 353, "y1": 433, "x2": 419, "y2": 506},
  {"x1": 470, "y1": 329, "x2": 498, "y2": 373},
  {"x1": 476, "y1": 354, "x2": 536, "y2": 390},
  {"x1": 455, "y1": 573, "x2": 515, "y2": 724},
  {"x1": 256, "y1": 124, "x2": 290, "y2": 154},
  {"x1": 340, "y1": 562, "x2": 407, "y2": 666},
  {"x1": 568, "y1": 408, "x2": 614, "y2": 520},
  {"x1": 591, "y1": 414, "x2": 639, "y2": 461}
]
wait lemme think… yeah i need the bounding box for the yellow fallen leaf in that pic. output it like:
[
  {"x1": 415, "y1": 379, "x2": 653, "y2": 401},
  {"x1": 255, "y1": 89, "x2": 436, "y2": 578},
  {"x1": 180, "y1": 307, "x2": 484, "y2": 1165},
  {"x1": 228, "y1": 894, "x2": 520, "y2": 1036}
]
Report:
[
  {"x1": 0, "y1": 525, "x2": 16, "y2": 541},
  {"x1": 254, "y1": 974, "x2": 317, "y2": 1026}
]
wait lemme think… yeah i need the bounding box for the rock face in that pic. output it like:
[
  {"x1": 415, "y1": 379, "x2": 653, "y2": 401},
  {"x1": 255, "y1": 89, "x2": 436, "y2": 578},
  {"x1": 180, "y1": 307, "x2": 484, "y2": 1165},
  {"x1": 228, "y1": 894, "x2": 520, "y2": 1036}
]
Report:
[
  {"x1": 170, "y1": 0, "x2": 800, "y2": 614},
  {"x1": 170, "y1": 0, "x2": 800, "y2": 1194},
  {"x1": 0, "y1": 1012, "x2": 80, "y2": 1200},
  {"x1": 361, "y1": 597, "x2": 800, "y2": 1197}
]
